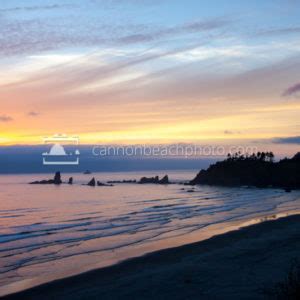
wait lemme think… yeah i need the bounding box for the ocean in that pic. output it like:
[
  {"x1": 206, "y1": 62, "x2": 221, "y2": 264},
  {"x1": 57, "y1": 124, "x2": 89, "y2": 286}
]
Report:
[{"x1": 1, "y1": 170, "x2": 300, "y2": 296}]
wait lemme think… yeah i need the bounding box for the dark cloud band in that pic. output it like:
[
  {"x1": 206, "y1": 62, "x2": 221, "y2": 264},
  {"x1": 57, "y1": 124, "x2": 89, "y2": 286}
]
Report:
[{"x1": 273, "y1": 136, "x2": 300, "y2": 144}]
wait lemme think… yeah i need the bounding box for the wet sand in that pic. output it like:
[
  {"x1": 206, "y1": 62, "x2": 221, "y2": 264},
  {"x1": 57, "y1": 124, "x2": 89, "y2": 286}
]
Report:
[{"x1": 3, "y1": 214, "x2": 300, "y2": 300}]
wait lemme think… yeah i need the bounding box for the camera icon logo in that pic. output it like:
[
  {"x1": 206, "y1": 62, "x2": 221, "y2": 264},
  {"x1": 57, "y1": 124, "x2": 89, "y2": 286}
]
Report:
[{"x1": 42, "y1": 134, "x2": 80, "y2": 165}]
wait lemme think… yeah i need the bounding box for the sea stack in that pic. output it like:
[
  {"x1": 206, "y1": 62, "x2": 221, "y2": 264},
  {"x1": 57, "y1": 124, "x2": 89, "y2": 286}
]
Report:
[
  {"x1": 159, "y1": 175, "x2": 169, "y2": 184},
  {"x1": 30, "y1": 172, "x2": 62, "y2": 185},
  {"x1": 139, "y1": 175, "x2": 170, "y2": 184},
  {"x1": 139, "y1": 176, "x2": 159, "y2": 184},
  {"x1": 87, "y1": 178, "x2": 96, "y2": 186},
  {"x1": 53, "y1": 172, "x2": 62, "y2": 185}
]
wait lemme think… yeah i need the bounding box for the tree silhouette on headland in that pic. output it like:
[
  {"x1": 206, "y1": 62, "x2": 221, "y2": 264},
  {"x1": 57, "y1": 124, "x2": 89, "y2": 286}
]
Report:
[
  {"x1": 190, "y1": 152, "x2": 300, "y2": 190},
  {"x1": 226, "y1": 151, "x2": 274, "y2": 162}
]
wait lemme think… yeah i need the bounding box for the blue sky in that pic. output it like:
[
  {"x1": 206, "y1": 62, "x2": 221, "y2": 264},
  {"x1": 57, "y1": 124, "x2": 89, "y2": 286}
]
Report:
[
  {"x1": 0, "y1": 0, "x2": 300, "y2": 155},
  {"x1": 1, "y1": 0, "x2": 299, "y2": 56}
]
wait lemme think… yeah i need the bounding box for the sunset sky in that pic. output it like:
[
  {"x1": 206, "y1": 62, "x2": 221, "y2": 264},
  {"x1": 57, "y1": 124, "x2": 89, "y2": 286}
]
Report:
[{"x1": 1, "y1": 0, "x2": 300, "y2": 152}]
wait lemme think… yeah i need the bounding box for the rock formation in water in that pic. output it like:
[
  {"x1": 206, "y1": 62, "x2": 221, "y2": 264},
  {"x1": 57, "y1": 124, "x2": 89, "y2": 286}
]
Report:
[
  {"x1": 139, "y1": 175, "x2": 170, "y2": 184},
  {"x1": 107, "y1": 180, "x2": 137, "y2": 184},
  {"x1": 97, "y1": 181, "x2": 113, "y2": 187},
  {"x1": 159, "y1": 175, "x2": 169, "y2": 184},
  {"x1": 30, "y1": 172, "x2": 62, "y2": 185},
  {"x1": 139, "y1": 176, "x2": 159, "y2": 184},
  {"x1": 87, "y1": 177, "x2": 96, "y2": 186},
  {"x1": 53, "y1": 172, "x2": 62, "y2": 184}
]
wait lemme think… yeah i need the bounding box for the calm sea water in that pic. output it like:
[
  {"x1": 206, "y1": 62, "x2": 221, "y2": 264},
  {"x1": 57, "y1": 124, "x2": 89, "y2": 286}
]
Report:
[{"x1": 0, "y1": 170, "x2": 300, "y2": 295}]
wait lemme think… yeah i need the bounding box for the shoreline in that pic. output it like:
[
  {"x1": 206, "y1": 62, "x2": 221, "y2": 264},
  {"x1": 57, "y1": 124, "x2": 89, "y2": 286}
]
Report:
[{"x1": 3, "y1": 213, "x2": 300, "y2": 299}]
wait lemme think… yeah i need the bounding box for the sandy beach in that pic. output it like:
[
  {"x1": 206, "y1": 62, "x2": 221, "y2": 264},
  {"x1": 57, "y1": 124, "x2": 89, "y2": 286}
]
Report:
[{"x1": 3, "y1": 214, "x2": 299, "y2": 300}]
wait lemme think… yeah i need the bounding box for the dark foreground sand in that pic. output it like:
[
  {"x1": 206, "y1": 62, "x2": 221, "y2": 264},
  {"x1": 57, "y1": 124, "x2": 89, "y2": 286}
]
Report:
[{"x1": 3, "y1": 215, "x2": 300, "y2": 300}]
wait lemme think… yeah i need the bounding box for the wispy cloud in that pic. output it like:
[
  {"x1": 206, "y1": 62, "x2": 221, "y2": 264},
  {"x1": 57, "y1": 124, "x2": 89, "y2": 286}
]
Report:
[
  {"x1": 224, "y1": 130, "x2": 241, "y2": 135},
  {"x1": 89, "y1": 0, "x2": 170, "y2": 7},
  {"x1": 282, "y1": 82, "x2": 300, "y2": 96},
  {"x1": 0, "y1": 9, "x2": 230, "y2": 56},
  {"x1": 2, "y1": 41, "x2": 215, "y2": 92},
  {"x1": 259, "y1": 26, "x2": 300, "y2": 36},
  {"x1": 27, "y1": 111, "x2": 40, "y2": 117},
  {"x1": 0, "y1": 4, "x2": 73, "y2": 13},
  {"x1": 118, "y1": 17, "x2": 231, "y2": 44},
  {"x1": 0, "y1": 115, "x2": 13, "y2": 122}
]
